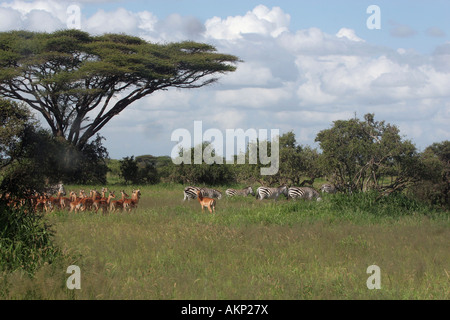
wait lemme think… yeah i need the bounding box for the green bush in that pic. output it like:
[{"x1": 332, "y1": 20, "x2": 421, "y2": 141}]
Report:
[
  {"x1": 0, "y1": 203, "x2": 61, "y2": 275},
  {"x1": 328, "y1": 190, "x2": 436, "y2": 218}
]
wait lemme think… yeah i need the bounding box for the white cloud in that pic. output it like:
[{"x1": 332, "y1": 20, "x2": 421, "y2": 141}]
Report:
[
  {"x1": 136, "y1": 11, "x2": 157, "y2": 33},
  {"x1": 433, "y1": 42, "x2": 450, "y2": 72},
  {"x1": 155, "y1": 13, "x2": 205, "y2": 41},
  {"x1": 211, "y1": 109, "x2": 245, "y2": 130},
  {"x1": 1, "y1": 0, "x2": 67, "y2": 23},
  {"x1": 336, "y1": 28, "x2": 364, "y2": 42},
  {"x1": 0, "y1": 0, "x2": 68, "y2": 31},
  {"x1": 0, "y1": 7, "x2": 22, "y2": 30},
  {"x1": 85, "y1": 8, "x2": 139, "y2": 35},
  {"x1": 219, "y1": 62, "x2": 275, "y2": 87},
  {"x1": 214, "y1": 87, "x2": 292, "y2": 109},
  {"x1": 26, "y1": 9, "x2": 65, "y2": 32},
  {"x1": 204, "y1": 5, "x2": 290, "y2": 40}
]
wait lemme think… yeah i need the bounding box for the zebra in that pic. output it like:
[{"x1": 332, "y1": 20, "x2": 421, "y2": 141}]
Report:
[
  {"x1": 183, "y1": 186, "x2": 222, "y2": 201},
  {"x1": 183, "y1": 186, "x2": 201, "y2": 201},
  {"x1": 225, "y1": 186, "x2": 255, "y2": 197},
  {"x1": 320, "y1": 183, "x2": 337, "y2": 194},
  {"x1": 288, "y1": 186, "x2": 322, "y2": 201},
  {"x1": 43, "y1": 182, "x2": 66, "y2": 196},
  {"x1": 200, "y1": 187, "x2": 222, "y2": 200},
  {"x1": 256, "y1": 185, "x2": 288, "y2": 200}
]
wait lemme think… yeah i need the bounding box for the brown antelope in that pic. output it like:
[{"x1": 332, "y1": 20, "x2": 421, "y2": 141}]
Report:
[
  {"x1": 69, "y1": 191, "x2": 84, "y2": 213},
  {"x1": 60, "y1": 194, "x2": 72, "y2": 210},
  {"x1": 196, "y1": 190, "x2": 216, "y2": 213},
  {"x1": 123, "y1": 189, "x2": 141, "y2": 213},
  {"x1": 78, "y1": 190, "x2": 95, "y2": 212},
  {"x1": 35, "y1": 196, "x2": 52, "y2": 213},
  {"x1": 93, "y1": 191, "x2": 115, "y2": 214},
  {"x1": 47, "y1": 189, "x2": 67, "y2": 212},
  {"x1": 109, "y1": 190, "x2": 129, "y2": 213}
]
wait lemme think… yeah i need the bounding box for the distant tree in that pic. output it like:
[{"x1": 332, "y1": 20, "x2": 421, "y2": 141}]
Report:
[
  {"x1": 135, "y1": 155, "x2": 159, "y2": 184},
  {"x1": 0, "y1": 30, "x2": 239, "y2": 150},
  {"x1": 278, "y1": 131, "x2": 303, "y2": 185},
  {"x1": 414, "y1": 141, "x2": 450, "y2": 208},
  {"x1": 119, "y1": 156, "x2": 139, "y2": 185},
  {"x1": 170, "y1": 142, "x2": 234, "y2": 185},
  {"x1": 234, "y1": 132, "x2": 321, "y2": 186},
  {"x1": 68, "y1": 134, "x2": 109, "y2": 184},
  {"x1": 315, "y1": 113, "x2": 422, "y2": 195}
]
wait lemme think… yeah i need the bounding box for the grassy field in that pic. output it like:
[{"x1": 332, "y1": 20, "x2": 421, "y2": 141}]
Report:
[{"x1": 1, "y1": 183, "x2": 449, "y2": 300}]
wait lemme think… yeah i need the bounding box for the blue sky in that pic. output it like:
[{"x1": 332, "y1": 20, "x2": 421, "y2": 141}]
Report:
[
  {"x1": 79, "y1": 0, "x2": 450, "y2": 53},
  {"x1": 0, "y1": 0, "x2": 449, "y2": 159}
]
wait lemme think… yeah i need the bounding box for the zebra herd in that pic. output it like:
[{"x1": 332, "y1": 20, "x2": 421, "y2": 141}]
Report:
[{"x1": 183, "y1": 183, "x2": 337, "y2": 202}]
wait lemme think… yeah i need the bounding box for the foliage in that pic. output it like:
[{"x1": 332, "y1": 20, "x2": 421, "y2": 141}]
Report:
[
  {"x1": 0, "y1": 100, "x2": 37, "y2": 170},
  {"x1": 277, "y1": 133, "x2": 322, "y2": 185},
  {"x1": 231, "y1": 132, "x2": 321, "y2": 186},
  {"x1": 413, "y1": 141, "x2": 450, "y2": 208},
  {"x1": 315, "y1": 113, "x2": 423, "y2": 194},
  {"x1": 0, "y1": 99, "x2": 109, "y2": 193},
  {"x1": 73, "y1": 134, "x2": 109, "y2": 185},
  {"x1": 119, "y1": 156, "x2": 139, "y2": 185},
  {"x1": 119, "y1": 155, "x2": 161, "y2": 185},
  {"x1": 135, "y1": 155, "x2": 160, "y2": 184},
  {"x1": 168, "y1": 142, "x2": 235, "y2": 185},
  {"x1": 0, "y1": 202, "x2": 61, "y2": 274}
]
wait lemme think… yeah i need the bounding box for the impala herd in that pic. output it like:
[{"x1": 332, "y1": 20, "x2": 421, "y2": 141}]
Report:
[{"x1": 3, "y1": 187, "x2": 141, "y2": 215}]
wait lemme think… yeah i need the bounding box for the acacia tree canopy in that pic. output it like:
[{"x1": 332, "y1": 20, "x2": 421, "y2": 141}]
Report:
[
  {"x1": 0, "y1": 30, "x2": 240, "y2": 149},
  {"x1": 315, "y1": 113, "x2": 422, "y2": 194}
]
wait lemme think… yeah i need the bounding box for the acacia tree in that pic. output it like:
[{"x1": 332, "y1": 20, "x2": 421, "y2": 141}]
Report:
[
  {"x1": 0, "y1": 30, "x2": 239, "y2": 149},
  {"x1": 315, "y1": 113, "x2": 422, "y2": 195}
]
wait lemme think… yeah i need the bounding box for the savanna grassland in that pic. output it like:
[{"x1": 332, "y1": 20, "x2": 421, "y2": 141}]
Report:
[{"x1": 1, "y1": 184, "x2": 449, "y2": 300}]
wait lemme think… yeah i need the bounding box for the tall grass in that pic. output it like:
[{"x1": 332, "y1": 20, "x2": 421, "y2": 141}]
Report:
[{"x1": 0, "y1": 184, "x2": 448, "y2": 300}]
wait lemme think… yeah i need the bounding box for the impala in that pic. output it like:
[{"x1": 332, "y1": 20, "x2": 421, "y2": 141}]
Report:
[
  {"x1": 93, "y1": 191, "x2": 116, "y2": 214},
  {"x1": 123, "y1": 189, "x2": 141, "y2": 213},
  {"x1": 109, "y1": 190, "x2": 129, "y2": 213},
  {"x1": 69, "y1": 191, "x2": 84, "y2": 213},
  {"x1": 196, "y1": 190, "x2": 216, "y2": 214},
  {"x1": 78, "y1": 190, "x2": 95, "y2": 211}
]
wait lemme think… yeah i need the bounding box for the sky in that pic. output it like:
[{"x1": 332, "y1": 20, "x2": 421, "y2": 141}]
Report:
[{"x1": 0, "y1": 0, "x2": 449, "y2": 159}]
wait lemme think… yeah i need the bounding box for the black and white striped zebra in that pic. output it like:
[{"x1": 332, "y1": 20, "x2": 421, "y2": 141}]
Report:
[
  {"x1": 288, "y1": 187, "x2": 322, "y2": 201},
  {"x1": 43, "y1": 182, "x2": 66, "y2": 196},
  {"x1": 226, "y1": 186, "x2": 255, "y2": 197},
  {"x1": 200, "y1": 187, "x2": 222, "y2": 200},
  {"x1": 183, "y1": 186, "x2": 222, "y2": 201},
  {"x1": 256, "y1": 185, "x2": 288, "y2": 200},
  {"x1": 183, "y1": 186, "x2": 201, "y2": 201},
  {"x1": 320, "y1": 183, "x2": 337, "y2": 194}
]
